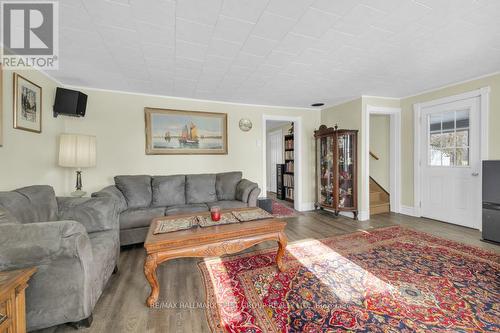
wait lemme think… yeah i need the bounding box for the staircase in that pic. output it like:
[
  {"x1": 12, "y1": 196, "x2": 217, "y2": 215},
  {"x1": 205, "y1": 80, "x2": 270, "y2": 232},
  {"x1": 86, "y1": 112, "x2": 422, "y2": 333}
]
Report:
[{"x1": 370, "y1": 177, "x2": 390, "y2": 215}]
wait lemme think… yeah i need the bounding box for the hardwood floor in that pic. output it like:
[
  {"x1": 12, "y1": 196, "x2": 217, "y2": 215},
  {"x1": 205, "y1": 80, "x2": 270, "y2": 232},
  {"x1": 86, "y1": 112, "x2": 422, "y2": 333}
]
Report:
[{"x1": 35, "y1": 211, "x2": 498, "y2": 333}]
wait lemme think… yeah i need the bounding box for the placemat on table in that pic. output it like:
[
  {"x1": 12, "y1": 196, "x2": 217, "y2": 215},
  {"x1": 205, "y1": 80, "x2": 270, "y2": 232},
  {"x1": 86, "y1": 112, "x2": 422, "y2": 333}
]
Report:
[
  {"x1": 197, "y1": 212, "x2": 239, "y2": 227},
  {"x1": 231, "y1": 208, "x2": 273, "y2": 222},
  {"x1": 153, "y1": 216, "x2": 197, "y2": 234}
]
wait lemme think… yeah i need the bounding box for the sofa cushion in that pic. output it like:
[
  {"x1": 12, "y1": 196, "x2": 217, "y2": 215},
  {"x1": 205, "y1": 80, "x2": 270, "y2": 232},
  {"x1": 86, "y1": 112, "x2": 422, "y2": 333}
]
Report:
[
  {"x1": 185, "y1": 174, "x2": 217, "y2": 204},
  {"x1": 115, "y1": 175, "x2": 152, "y2": 209},
  {"x1": 216, "y1": 172, "x2": 242, "y2": 201},
  {"x1": 152, "y1": 175, "x2": 186, "y2": 207},
  {"x1": 0, "y1": 206, "x2": 18, "y2": 224},
  {"x1": 165, "y1": 203, "x2": 209, "y2": 216},
  {"x1": 235, "y1": 180, "x2": 258, "y2": 203},
  {"x1": 0, "y1": 185, "x2": 58, "y2": 223},
  {"x1": 206, "y1": 201, "x2": 248, "y2": 210},
  {"x1": 119, "y1": 207, "x2": 165, "y2": 230}
]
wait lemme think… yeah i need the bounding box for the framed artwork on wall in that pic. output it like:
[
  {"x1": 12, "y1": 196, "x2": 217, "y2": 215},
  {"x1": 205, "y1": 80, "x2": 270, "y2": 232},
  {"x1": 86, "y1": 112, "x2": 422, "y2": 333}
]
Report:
[
  {"x1": 145, "y1": 107, "x2": 228, "y2": 155},
  {"x1": 13, "y1": 73, "x2": 42, "y2": 133}
]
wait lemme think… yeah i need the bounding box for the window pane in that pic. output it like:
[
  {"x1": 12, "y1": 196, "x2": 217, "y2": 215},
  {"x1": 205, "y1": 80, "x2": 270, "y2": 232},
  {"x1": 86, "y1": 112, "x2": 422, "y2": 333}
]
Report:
[
  {"x1": 441, "y1": 132, "x2": 455, "y2": 148},
  {"x1": 456, "y1": 148, "x2": 469, "y2": 166},
  {"x1": 430, "y1": 149, "x2": 442, "y2": 166},
  {"x1": 456, "y1": 129, "x2": 469, "y2": 147},
  {"x1": 442, "y1": 112, "x2": 455, "y2": 131},
  {"x1": 430, "y1": 133, "x2": 442, "y2": 148},
  {"x1": 441, "y1": 148, "x2": 455, "y2": 166},
  {"x1": 456, "y1": 110, "x2": 469, "y2": 129},
  {"x1": 429, "y1": 114, "x2": 441, "y2": 132}
]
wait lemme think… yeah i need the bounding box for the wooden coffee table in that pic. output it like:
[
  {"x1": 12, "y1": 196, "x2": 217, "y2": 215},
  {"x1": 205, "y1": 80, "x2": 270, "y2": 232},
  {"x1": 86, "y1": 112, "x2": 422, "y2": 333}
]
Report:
[{"x1": 143, "y1": 208, "x2": 287, "y2": 307}]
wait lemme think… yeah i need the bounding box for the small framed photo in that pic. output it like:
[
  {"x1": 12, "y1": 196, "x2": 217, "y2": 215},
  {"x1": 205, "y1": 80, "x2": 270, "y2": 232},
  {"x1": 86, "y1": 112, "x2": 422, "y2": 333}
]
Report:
[{"x1": 13, "y1": 73, "x2": 42, "y2": 133}]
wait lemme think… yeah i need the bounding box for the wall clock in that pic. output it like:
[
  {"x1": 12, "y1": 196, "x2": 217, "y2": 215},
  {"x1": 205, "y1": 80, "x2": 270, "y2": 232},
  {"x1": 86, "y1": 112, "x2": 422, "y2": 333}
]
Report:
[{"x1": 239, "y1": 118, "x2": 252, "y2": 132}]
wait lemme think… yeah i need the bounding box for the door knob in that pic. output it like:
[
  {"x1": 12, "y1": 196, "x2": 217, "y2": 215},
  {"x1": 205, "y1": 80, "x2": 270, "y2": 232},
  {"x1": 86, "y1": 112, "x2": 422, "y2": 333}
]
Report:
[{"x1": 471, "y1": 172, "x2": 479, "y2": 176}]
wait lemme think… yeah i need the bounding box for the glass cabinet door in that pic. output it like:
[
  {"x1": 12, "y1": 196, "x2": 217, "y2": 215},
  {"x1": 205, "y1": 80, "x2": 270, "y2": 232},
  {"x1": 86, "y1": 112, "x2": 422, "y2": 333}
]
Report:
[
  {"x1": 337, "y1": 133, "x2": 355, "y2": 209},
  {"x1": 317, "y1": 136, "x2": 334, "y2": 207}
]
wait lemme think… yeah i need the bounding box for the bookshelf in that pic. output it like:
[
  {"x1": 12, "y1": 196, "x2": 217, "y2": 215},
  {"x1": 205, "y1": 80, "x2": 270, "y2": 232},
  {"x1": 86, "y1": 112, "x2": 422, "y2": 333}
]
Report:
[{"x1": 284, "y1": 134, "x2": 294, "y2": 202}]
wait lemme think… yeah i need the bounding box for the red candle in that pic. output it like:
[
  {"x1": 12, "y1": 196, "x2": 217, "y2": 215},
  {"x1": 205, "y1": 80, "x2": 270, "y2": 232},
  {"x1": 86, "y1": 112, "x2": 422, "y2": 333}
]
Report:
[{"x1": 210, "y1": 206, "x2": 221, "y2": 222}]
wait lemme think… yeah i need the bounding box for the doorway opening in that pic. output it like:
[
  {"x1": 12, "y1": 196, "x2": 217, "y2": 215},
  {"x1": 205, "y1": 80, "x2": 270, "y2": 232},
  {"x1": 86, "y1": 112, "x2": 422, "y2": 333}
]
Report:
[
  {"x1": 364, "y1": 106, "x2": 402, "y2": 217},
  {"x1": 262, "y1": 115, "x2": 302, "y2": 211}
]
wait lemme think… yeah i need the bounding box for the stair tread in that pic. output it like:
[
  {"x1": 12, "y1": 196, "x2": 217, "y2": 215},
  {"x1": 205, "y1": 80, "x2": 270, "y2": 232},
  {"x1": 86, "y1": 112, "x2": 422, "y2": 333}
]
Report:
[{"x1": 371, "y1": 202, "x2": 390, "y2": 207}]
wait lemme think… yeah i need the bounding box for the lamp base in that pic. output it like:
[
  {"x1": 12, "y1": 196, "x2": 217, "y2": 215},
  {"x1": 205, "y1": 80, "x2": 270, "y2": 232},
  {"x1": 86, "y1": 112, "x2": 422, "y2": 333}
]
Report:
[{"x1": 71, "y1": 190, "x2": 87, "y2": 198}]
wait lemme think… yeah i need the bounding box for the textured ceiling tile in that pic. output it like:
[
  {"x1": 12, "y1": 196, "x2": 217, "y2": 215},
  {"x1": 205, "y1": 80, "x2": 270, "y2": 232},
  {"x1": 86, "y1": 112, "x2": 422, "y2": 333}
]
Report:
[
  {"x1": 213, "y1": 16, "x2": 255, "y2": 44},
  {"x1": 292, "y1": 7, "x2": 339, "y2": 38},
  {"x1": 266, "y1": 0, "x2": 315, "y2": 20},
  {"x1": 83, "y1": 0, "x2": 133, "y2": 30},
  {"x1": 241, "y1": 35, "x2": 278, "y2": 57},
  {"x1": 176, "y1": 0, "x2": 222, "y2": 26},
  {"x1": 252, "y1": 12, "x2": 297, "y2": 41},
  {"x1": 135, "y1": 22, "x2": 175, "y2": 47},
  {"x1": 176, "y1": 18, "x2": 214, "y2": 45},
  {"x1": 207, "y1": 38, "x2": 243, "y2": 59},
  {"x1": 275, "y1": 33, "x2": 317, "y2": 55},
  {"x1": 221, "y1": 0, "x2": 270, "y2": 23},
  {"x1": 53, "y1": 0, "x2": 500, "y2": 107},
  {"x1": 131, "y1": 0, "x2": 175, "y2": 26},
  {"x1": 176, "y1": 40, "x2": 208, "y2": 61}
]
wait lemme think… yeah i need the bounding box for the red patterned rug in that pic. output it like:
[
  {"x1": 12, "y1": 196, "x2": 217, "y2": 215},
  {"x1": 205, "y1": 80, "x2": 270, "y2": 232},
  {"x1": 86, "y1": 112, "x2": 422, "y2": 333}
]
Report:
[
  {"x1": 272, "y1": 200, "x2": 298, "y2": 218},
  {"x1": 198, "y1": 226, "x2": 500, "y2": 333}
]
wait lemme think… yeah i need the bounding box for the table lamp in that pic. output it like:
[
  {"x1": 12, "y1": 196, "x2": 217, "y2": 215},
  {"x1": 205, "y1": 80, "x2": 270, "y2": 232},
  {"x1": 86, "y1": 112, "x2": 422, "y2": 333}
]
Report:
[{"x1": 59, "y1": 134, "x2": 96, "y2": 197}]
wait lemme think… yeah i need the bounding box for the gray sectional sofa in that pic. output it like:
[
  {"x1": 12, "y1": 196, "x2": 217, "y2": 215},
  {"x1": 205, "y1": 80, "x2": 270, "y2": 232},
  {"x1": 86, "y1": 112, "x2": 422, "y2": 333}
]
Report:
[
  {"x1": 92, "y1": 172, "x2": 261, "y2": 245},
  {"x1": 0, "y1": 185, "x2": 120, "y2": 331}
]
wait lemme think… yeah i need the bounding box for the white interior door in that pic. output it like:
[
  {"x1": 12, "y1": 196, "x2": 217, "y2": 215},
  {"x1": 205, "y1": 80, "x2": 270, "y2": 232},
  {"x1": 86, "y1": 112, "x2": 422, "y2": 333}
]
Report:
[
  {"x1": 420, "y1": 97, "x2": 481, "y2": 228},
  {"x1": 267, "y1": 129, "x2": 283, "y2": 193}
]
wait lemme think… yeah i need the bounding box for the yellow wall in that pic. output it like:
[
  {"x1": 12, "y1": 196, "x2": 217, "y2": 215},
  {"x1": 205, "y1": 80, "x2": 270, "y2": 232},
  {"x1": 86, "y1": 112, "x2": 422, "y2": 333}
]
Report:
[
  {"x1": 63, "y1": 88, "x2": 321, "y2": 208},
  {"x1": 400, "y1": 73, "x2": 500, "y2": 206},
  {"x1": 320, "y1": 98, "x2": 363, "y2": 216},
  {"x1": 369, "y1": 115, "x2": 390, "y2": 191},
  {"x1": 0, "y1": 68, "x2": 66, "y2": 193}
]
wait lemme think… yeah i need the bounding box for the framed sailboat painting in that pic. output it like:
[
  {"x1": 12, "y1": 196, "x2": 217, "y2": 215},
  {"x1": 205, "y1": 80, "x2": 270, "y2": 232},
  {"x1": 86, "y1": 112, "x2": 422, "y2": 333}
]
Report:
[{"x1": 145, "y1": 108, "x2": 228, "y2": 155}]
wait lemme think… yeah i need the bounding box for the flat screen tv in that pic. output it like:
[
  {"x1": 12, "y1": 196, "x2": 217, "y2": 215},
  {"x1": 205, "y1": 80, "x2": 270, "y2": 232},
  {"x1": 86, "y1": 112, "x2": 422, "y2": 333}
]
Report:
[{"x1": 53, "y1": 87, "x2": 87, "y2": 117}]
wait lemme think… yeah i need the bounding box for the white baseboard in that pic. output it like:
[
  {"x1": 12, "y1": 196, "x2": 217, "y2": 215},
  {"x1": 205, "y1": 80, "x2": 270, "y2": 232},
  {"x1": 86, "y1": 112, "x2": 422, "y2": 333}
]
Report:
[
  {"x1": 358, "y1": 210, "x2": 369, "y2": 221},
  {"x1": 400, "y1": 205, "x2": 419, "y2": 217}
]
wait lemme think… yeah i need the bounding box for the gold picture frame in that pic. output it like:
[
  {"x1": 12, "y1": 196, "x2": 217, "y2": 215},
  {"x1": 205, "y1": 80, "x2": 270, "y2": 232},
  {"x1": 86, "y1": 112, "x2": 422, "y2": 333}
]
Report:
[
  {"x1": 145, "y1": 107, "x2": 228, "y2": 155},
  {"x1": 13, "y1": 73, "x2": 42, "y2": 133}
]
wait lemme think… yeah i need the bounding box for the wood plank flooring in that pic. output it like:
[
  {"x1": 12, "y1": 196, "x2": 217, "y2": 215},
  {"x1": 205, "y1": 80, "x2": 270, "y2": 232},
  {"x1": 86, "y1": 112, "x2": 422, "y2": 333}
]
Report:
[{"x1": 35, "y1": 211, "x2": 499, "y2": 333}]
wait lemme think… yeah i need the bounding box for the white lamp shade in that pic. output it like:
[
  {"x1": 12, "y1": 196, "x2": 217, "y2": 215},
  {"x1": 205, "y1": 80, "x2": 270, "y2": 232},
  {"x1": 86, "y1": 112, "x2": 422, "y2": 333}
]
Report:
[{"x1": 59, "y1": 134, "x2": 96, "y2": 168}]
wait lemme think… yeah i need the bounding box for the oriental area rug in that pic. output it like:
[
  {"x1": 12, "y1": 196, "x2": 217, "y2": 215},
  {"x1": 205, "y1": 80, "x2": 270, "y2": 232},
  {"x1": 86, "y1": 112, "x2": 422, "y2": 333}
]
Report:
[
  {"x1": 198, "y1": 226, "x2": 500, "y2": 333},
  {"x1": 271, "y1": 200, "x2": 299, "y2": 218}
]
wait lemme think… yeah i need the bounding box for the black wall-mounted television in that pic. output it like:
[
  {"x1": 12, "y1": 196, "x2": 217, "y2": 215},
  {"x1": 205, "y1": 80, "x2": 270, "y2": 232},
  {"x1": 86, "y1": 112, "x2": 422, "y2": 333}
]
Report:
[{"x1": 53, "y1": 87, "x2": 88, "y2": 117}]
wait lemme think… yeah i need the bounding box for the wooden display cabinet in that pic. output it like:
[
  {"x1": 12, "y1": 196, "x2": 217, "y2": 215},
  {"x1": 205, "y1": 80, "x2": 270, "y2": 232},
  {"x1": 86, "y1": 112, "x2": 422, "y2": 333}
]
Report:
[{"x1": 314, "y1": 125, "x2": 358, "y2": 219}]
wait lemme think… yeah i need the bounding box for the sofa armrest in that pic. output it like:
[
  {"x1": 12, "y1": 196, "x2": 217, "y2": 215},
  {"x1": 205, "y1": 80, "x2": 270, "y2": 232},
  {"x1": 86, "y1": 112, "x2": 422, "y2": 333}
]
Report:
[
  {"x1": 91, "y1": 185, "x2": 127, "y2": 213},
  {"x1": 236, "y1": 179, "x2": 259, "y2": 203},
  {"x1": 0, "y1": 220, "x2": 92, "y2": 270},
  {"x1": 57, "y1": 196, "x2": 120, "y2": 234},
  {"x1": 247, "y1": 187, "x2": 261, "y2": 207}
]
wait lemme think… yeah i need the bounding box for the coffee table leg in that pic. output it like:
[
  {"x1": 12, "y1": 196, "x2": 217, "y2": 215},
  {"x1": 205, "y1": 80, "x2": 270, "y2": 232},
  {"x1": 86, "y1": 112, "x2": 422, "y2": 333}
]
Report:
[
  {"x1": 276, "y1": 231, "x2": 287, "y2": 272},
  {"x1": 144, "y1": 253, "x2": 159, "y2": 307}
]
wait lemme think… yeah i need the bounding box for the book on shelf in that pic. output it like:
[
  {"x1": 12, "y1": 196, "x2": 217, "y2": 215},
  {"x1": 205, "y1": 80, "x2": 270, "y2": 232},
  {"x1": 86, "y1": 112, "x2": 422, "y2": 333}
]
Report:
[
  {"x1": 285, "y1": 150, "x2": 294, "y2": 160},
  {"x1": 285, "y1": 161, "x2": 294, "y2": 173},
  {"x1": 283, "y1": 174, "x2": 294, "y2": 187},
  {"x1": 285, "y1": 139, "x2": 294, "y2": 150},
  {"x1": 285, "y1": 187, "x2": 294, "y2": 200}
]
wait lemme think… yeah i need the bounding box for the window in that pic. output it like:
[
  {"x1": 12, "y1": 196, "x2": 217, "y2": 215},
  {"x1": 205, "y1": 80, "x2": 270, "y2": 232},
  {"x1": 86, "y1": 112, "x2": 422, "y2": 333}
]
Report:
[{"x1": 428, "y1": 110, "x2": 469, "y2": 167}]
